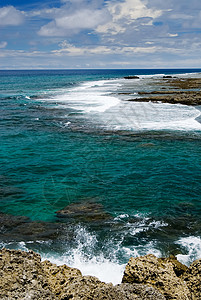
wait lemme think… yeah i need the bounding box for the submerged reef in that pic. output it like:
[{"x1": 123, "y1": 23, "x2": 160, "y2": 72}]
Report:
[
  {"x1": 0, "y1": 248, "x2": 200, "y2": 299},
  {"x1": 125, "y1": 77, "x2": 201, "y2": 106}
]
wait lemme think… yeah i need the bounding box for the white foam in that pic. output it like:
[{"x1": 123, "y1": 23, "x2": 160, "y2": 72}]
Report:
[
  {"x1": 176, "y1": 236, "x2": 201, "y2": 266},
  {"x1": 122, "y1": 241, "x2": 162, "y2": 259},
  {"x1": 41, "y1": 225, "x2": 126, "y2": 284},
  {"x1": 39, "y1": 77, "x2": 201, "y2": 132},
  {"x1": 97, "y1": 101, "x2": 201, "y2": 131},
  {"x1": 43, "y1": 79, "x2": 121, "y2": 113},
  {"x1": 44, "y1": 253, "x2": 126, "y2": 285},
  {"x1": 40, "y1": 219, "x2": 165, "y2": 284}
]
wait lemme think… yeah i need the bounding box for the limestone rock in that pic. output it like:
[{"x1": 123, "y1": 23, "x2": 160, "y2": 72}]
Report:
[
  {"x1": 183, "y1": 258, "x2": 201, "y2": 299},
  {"x1": 42, "y1": 260, "x2": 82, "y2": 299},
  {"x1": 160, "y1": 256, "x2": 188, "y2": 277},
  {"x1": 0, "y1": 249, "x2": 166, "y2": 300},
  {"x1": 0, "y1": 248, "x2": 55, "y2": 300},
  {"x1": 122, "y1": 254, "x2": 191, "y2": 299}
]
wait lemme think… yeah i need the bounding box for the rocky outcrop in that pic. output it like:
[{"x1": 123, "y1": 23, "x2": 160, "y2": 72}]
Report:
[
  {"x1": 128, "y1": 93, "x2": 201, "y2": 106},
  {"x1": 0, "y1": 249, "x2": 165, "y2": 300},
  {"x1": 126, "y1": 76, "x2": 201, "y2": 106},
  {"x1": 0, "y1": 248, "x2": 55, "y2": 299},
  {"x1": 122, "y1": 254, "x2": 191, "y2": 299},
  {"x1": 182, "y1": 258, "x2": 201, "y2": 299},
  {"x1": 124, "y1": 76, "x2": 140, "y2": 79},
  {"x1": 1, "y1": 248, "x2": 201, "y2": 299}
]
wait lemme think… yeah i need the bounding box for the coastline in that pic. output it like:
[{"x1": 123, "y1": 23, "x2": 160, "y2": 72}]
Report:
[
  {"x1": 124, "y1": 76, "x2": 201, "y2": 106},
  {"x1": 0, "y1": 248, "x2": 199, "y2": 299},
  {"x1": 1, "y1": 70, "x2": 201, "y2": 299}
]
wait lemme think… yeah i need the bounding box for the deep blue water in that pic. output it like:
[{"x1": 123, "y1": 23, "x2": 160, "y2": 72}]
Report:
[{"x1": 1, "y1": 69, "x2": 201, "y2": 282}]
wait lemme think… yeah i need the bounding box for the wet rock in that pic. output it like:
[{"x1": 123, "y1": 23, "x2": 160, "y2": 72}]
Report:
[
  {"x1": 163, "y1": 76, "x2": 173, "y2": 78},
  {"x1": 122, "y1": 254, "x2": 191, "y2": 299},
  {"x1": 0, "y1": 212, "x2": 30, "y2": 230},
  {"x1": 124, "y1": 76, "x2": 140, "y2": 79},
  {"x1": 128, "y1": 77, "x2": 201, "y2": 105},
  {"x1": 0, "y1": 212, "x2": 72, "y2": 242},
  {"x1": 128, "y1": 94, "x2": 201, "y2": 106},
  {"x1": 183, "y1": 258, "x2": 201, "y2": 299},
  {"x1": 56, "y1": 200, "x2": 112, "y2": 223}
]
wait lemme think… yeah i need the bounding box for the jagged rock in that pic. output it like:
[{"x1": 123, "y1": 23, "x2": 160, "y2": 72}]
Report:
[
  {"x1": 160, "y1": 256, "x2": 188, "y2": 277},
  {"x1": 93, "y1": 283, "x2": 166, "y2": 300},
  {"x1": 183, "y1": 258, "x2": 201, "y2": 299},
  {"x1": 56, "y1": 200, "x2": 112, "y2": 222},
  {"x1": 42, "y1": 260, "x2": 82, "y2": 298},
  {"x1": 122, "y1": 254, "x2": 191, "y2": 299},
  {"x1": 124, "y1": 76, "x2": 140, "y2": 79},
  {"x1": 0, "y1": 248, "x2": 55, "y2": 299},
  {"x1": 0, "y1": 249, "x2": 166, "y2": 300}
]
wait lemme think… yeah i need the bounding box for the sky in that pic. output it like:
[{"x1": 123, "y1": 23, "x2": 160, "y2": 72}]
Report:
[{"x1": 1, "y1": 0, "x2": 201, "y2": 69}]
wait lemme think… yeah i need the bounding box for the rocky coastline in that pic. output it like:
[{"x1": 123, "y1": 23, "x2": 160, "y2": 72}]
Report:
[
  {"x1": 0, "y1": 248, "x2": 200, "y2": 299},
  {"x1": 124, "y1": 76, "x2": 201, "y2": 106}
]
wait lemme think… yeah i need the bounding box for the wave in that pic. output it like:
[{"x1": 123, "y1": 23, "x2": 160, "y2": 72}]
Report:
[
  {"x1": 176, "y1": 236, "x2": 201, "y2": 266},
  {"x1": 38, "y1": 76, "x2": 201, "y2": 132}
]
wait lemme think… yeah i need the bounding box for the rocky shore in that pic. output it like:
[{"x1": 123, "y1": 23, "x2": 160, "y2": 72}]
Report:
[
  {"x1": 125, "y1": 76, "x2": 201, "y2": 106},
  {"x1": 0, "y1": 248, "x2": 200, "y2": 299}
]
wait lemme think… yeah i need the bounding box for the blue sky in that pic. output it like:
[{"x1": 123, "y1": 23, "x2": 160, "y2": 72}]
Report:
[{"x1": 1, "y1": 0, "x2": 201, "y2": 69}]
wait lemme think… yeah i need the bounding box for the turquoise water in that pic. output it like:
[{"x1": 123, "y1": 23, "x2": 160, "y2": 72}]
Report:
[{"x1": 1, "y1": 69, "x2": 201, "y2": 283}]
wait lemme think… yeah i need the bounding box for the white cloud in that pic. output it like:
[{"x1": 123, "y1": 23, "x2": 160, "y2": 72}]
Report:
[
  {"x1": 38, "y1": 8, "x2": 110, "y2": 36},
  {"x1": 37, "y1": 0, "x2": 110, "y2": 37},
  {"x1": 53, "y1": 41, "x2": 157, "y2": 56},
  {"x1": 0, "y1": 41, "x2": 7, "y2": 48},
  {"x1": 0, "y1": 6, "x2": 24, "y2": 26},
  {"x1": 167, "y1": 33, "x2": 178, "y2": 37},
  {"x1": 96, "y1": 0, "x2": 162, "y2": 34}
]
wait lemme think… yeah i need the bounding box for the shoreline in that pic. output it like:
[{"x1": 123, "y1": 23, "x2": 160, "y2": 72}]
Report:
[
  {"x1": 124, "y1": 77, "x2": 201, "y2": 106},
  {"x1": 0, "y1": 248, "x2": 200, "y2": 299}
]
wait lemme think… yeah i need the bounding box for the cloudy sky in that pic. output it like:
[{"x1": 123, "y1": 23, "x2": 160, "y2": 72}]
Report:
[{"x1": 1, "y1": 0, "x2": 201, "y2": 69}]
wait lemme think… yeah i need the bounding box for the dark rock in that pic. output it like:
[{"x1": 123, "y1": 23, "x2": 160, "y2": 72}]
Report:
[
  {"x1": 0, "y1": 212, "x2": 30, "y2": 230},
  {"x1": 56, "y1": 200, "x2": 112, "y2": 223},
  {"x1": 0, "y1": 212, "x2": 71, "y2": 242},
  {"x1": 163, "y1": 76, "x2": 173, "y2": 78},
  {"x1": 124, "y1": 76, "x2": 140, "y2": 79}
]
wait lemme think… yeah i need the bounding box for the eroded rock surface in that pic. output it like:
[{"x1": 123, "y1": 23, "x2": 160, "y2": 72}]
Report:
[
  {"x1": 0, "y1": 248, "x2": 55, "y2": 300},
  {"x1": 122, "y1": 254, "x2": 191, "y2": 299},
  {"x1": 0, "y1": 249, "x2": 165, "y2": 300},
  {"x1": 183, "y1": 258, "x2": 201, "y2": 299},
  {"x1": 1, "y1": 248, "x2": 201, "y2": 300}
]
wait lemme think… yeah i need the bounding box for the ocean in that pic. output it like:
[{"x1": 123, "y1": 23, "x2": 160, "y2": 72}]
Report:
[{"x1": 1, "y1": 69, "x2": 201, "y2": 284}]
